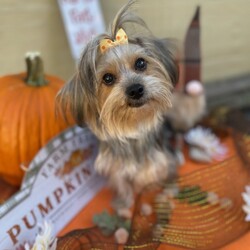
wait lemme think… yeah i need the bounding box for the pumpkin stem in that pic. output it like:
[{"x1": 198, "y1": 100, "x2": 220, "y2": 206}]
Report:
[{"x1": 25, "y1": 52, "x2": 48, "y2": 86}]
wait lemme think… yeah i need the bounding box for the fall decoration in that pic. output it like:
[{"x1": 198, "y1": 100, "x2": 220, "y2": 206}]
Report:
[
  {"x1": 114, "y1": 228, "x2": 129, "y2": 245},
  {"x1": 242, "y1": 185, "x2": 250, "y2": 221},
  {"x1": 185, "y1": 126, "x2": 228, "y2": 162},
  {"x1": 92, "y1": 210, "x2": 131, "y2": 237},
  {"x1": 140, "y1": 203, "x2": 153, "y2": 216},
  {"x1": 24, "y1": 221, "x2": 57, "y2": 250},
  {"x1": 0, "y1": 52, "x2": 73, "y2": 186}
]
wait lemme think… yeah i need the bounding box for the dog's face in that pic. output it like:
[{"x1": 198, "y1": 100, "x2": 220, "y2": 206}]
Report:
[
  {"x1": 97, "y1": 42, "x2": 174, "y2": 140},
  {"x1": 57, "y1": 2, "x2": 178, "y2": 141}
]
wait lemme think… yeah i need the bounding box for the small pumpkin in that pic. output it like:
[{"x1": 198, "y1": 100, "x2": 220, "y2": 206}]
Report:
[{"x1": 0, "y1": 52, "x2": 73, "y2": 186}]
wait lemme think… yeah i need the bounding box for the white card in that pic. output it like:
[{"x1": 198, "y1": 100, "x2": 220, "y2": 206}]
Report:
[
  {"x1": 58, "y1": 0, "x2": 105, "y2": 60},
  {"x1": 0, "y1": 126, "x2": 105, "y2": 249}
]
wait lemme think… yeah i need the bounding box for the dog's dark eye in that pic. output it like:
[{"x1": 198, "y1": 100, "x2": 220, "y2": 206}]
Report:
[
  {"x1": 103, "y1": 73, "x2": 115, "y2": 85},
  {"x1": 135, "y1": 58, "x2": 147, "y2": 71}
]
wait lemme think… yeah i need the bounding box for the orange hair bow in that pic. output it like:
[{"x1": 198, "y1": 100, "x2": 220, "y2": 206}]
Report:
[{"x1": 100, "y1": 28, "x2": 128, "y2": 54}]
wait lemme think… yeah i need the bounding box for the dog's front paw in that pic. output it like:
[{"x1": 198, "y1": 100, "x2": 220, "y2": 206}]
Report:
[
  {"x1": 112, "y1": 198, "x2": 133, "y2": 219},
  {"x1": 112, "y1": 195, "x2": 134, "y2": 208},
  {"x1": 175, "y1": 149, "x2": 185, "y2": 166},
  {"x1": 117, "y1": 208, "x2": 133, "y2": 219}
]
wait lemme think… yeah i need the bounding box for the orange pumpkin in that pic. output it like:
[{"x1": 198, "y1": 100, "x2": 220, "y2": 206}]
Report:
[
  {"x1": 0, "y1": 52, "x2": 73, "y2": 186},
  {"x1": 0, "y1": 177, "x2": 18, "y2": 203}
]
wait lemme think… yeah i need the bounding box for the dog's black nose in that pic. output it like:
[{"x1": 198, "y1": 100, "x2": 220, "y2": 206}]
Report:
[{"x1": 126, "y1": 84, "x2": 144, "y2": 100}]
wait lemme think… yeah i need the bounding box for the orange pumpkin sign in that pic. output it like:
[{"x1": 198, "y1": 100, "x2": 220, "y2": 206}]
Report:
[{"x1": 0, "y1": 52, "x2": 73, "y2": 186}]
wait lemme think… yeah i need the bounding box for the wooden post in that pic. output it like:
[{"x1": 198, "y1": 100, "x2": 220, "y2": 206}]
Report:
[{"x1": 184, "y1": 7, "x2": 201, "y2": 85}]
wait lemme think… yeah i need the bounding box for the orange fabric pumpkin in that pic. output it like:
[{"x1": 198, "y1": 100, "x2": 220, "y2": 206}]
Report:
[{"x1": 0, "y1": 52, "x2": 73, "y2": 186}]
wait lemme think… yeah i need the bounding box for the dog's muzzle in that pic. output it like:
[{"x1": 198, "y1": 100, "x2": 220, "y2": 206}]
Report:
[
  {"x1": 126, "y1": 83, "x2": 144, "y2": 100},
  {"x1": 126, "y1": 83, "x2": 147, "y2": 107}
]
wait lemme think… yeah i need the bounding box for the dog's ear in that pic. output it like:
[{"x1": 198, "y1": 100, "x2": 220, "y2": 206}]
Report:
[
  {"x1": 152, "y1": 38, "x2": 179, "y2": 86},
  {"x1": 56, "y1": 75, "x2": 85, "y2": 126},
  {"x1": 135, "y1": 37, "x2": 179, "y2": 86},
  {"x1": 56, "y1": 36, "x2": 101, "y2": 127}
]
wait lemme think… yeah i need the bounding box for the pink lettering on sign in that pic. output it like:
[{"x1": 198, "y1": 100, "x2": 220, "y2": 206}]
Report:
[
  {"x1": 58, "y1": 0, "x2": 105, "y2": 59},
  {"x1": 69, "y1": 8, "x2": 94, "y2": 24},
  {"x1": 61, "y1": 0, "x2": 94, "y2": 5},
  {"x1": 75, "y1": 28, "x2": 97, "y2": 45},
  {"x1": 62, "y1": 0, "x2": 79, "y2": 4}
]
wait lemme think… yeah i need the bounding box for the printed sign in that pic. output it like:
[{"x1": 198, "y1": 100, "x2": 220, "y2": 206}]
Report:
[
  {"x1": 0, "y1": 126, "x2": 105, "y2": 250},
  {"x1": 58, "y1": 0, "x2": 105, "y2": 60}
]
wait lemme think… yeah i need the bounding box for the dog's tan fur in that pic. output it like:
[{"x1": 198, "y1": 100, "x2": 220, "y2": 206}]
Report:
[{"x1": 57, "y1": 0, "x2": 179, "y2": 209}]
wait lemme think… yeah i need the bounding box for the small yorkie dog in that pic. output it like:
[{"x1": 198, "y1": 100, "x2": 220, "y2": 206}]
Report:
[{"x1": 57, "y1": 0, "x2": 180, "y2": 212}]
